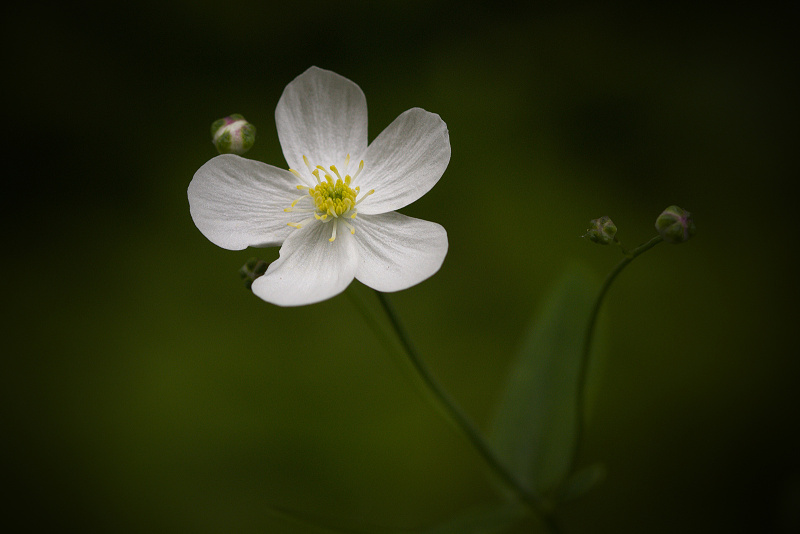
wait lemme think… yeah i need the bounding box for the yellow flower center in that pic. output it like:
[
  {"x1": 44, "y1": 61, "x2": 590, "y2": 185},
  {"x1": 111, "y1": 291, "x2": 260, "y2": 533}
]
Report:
[
  {"x1": 284, "y1": 155, "x2": 374, "y2": 242},
  {"x1": 310, "y1": 175, "x2": 358, "y2": 218}
]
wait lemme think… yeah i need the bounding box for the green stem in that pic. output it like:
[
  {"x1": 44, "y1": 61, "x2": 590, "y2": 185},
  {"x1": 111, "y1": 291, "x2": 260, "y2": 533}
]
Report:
[
  {"x1": 570, "y1": 235, "x2": 664, "y2": 473},
  {"x1": 373, "y1": 291, "x2": 558, "y2": 530}
]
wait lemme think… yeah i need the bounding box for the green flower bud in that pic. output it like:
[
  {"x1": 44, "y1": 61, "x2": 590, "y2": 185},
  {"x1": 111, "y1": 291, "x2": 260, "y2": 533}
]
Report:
[
  {"x1": 211, "y1": 114, "x2": 256, "y2": 155},
  {"x1": 584, "y1": 216, "x2": 618, "y2": 245},
  {"x1": 239, "y1": 257, "x2": 268, "y2": 290},
  {"x1": 655, "y1": 205, "x2": 696, "y2": 244}
]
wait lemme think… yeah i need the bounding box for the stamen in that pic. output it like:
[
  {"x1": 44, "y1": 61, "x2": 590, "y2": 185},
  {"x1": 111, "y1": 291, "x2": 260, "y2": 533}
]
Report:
[
  {"x1": 351, "y1": 160, "x2": 365, "y2": 181},
  {"x1": 287, "y1": 216, "x2": 315, "y2": 229},
  {"x1": 286, "y1": 194, "x2": 310, "y2": 209},
  {"x1": 344, "y1": 154, "x2": 350, "y2": 170},
  {"x1": 329, "y1": 219, "x2": 338, "y2": 242},
  {"x1": 303, "y1": 155, "x2": 314, "y2": 173},
  {"x1": 343, "y1": 220, "x2": 355, "y2": 234},
  {"x1": 289, "y1": 168, "x2": 303, "y2": 180},
  {"x1": 330, "y1": 165, "x2": 342, "y2": 180},
  {"x1": 355, "y1": 189, "x2": 375, "y2": 205}
]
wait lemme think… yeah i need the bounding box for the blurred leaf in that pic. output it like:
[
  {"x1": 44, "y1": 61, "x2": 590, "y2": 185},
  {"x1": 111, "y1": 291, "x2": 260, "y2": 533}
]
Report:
[
  {"x1": 488, "y1": 264, "x2": 600, "y2": 496},
  {"x1": 269, "y1": 504, "x2": 401, "y2": 534},
  {"x1": 413, "y1": 502, "x2": 528, "y2": 534},
  {"x1": 552, "y1": 463, "x2": 606, "y2": 503},
  {"x1": 272, "y1": 501, "x2": 528, "y2": 534}
]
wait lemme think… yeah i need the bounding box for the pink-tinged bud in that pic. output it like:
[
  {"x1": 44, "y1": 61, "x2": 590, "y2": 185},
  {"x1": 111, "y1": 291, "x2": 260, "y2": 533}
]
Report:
[
  {"x1": 655, "y1": 205, "x2": 696, "y2": 244},
  {"x1": 584, "y1": 216, "x2": 618, "y2": 245},
  {"x1": 211, "y1": 114, "x2": 256, "y2": 155}
]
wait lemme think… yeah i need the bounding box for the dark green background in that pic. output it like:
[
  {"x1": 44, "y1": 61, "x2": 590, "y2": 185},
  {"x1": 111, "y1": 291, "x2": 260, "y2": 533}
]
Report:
[{"x1": 5, "y1": 1, "x2": 798, "y2": 532}]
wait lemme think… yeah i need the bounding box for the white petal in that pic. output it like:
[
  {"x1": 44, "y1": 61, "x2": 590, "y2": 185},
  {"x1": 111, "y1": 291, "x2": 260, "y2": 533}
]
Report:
[
  {"x1": 355, "y1": 108, "x2": 450, "y2": 215},
  {"x1": 276, "y1": 67, "x2": 368, "y2": 174},
  {"x1": 252, "y1": 220, "x2": 358, "y2": 306},
  {"x1": 354, "y1": 212, "x2": 448, "y2": 292},
  {"x1": 188, "y1": 154, "x2": 298, "y2": 250}
]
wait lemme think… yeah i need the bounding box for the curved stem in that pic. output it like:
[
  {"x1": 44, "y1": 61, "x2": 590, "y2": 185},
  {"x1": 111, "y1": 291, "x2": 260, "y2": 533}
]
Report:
[
  {"x1": 373, "y1": 291, "x2": 558, "y2": 528},
  {"x1": 570, "y1": 235, "x2": 664, "y2": 472}
]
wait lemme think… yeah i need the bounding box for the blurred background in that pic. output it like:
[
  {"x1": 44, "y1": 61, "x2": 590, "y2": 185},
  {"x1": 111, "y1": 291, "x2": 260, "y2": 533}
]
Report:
[{"x1": 4, "y1": 1, "x2": 798, "y2": 532}]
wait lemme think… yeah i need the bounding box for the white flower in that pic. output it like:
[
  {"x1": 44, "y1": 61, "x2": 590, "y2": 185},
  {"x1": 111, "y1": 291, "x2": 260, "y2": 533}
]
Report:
[{"x1": 188, "y1": 67, "x2": 451, "y2": 306}]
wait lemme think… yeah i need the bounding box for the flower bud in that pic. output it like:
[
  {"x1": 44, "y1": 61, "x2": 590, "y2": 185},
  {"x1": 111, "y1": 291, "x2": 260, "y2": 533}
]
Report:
[
  {"x1": 655, "y1": 205, "x2": 696, "y2": 244},
  {"x1": 211, "y1": 114, "x2": 256, "y2": 155},
  {"x1": 584, "y1": 216, "x2": 618, "y2": 245},
  {"x1": 239, "y1": 257, "x2": 268, "y2": 290}
]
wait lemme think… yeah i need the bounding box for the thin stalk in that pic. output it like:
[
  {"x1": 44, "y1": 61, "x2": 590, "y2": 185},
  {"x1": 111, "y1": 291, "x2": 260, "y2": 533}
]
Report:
[
  {"x1": 373, "y1": 291, "x2": 559, "y2": 530},
  {"x1": 570, "y1": 235, "x2": 664, "y2": 473}
]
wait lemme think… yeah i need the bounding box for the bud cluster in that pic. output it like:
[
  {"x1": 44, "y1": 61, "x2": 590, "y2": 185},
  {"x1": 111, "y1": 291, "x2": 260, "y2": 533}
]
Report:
[{"x1": 584, "y1": 205, "x2": 696, "y2": 248}]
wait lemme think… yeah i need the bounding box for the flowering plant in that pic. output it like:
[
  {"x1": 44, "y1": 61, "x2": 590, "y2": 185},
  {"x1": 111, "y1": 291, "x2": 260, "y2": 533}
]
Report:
[{"x1": 188, "y1": 67, "x2": 695, "y2": 533}]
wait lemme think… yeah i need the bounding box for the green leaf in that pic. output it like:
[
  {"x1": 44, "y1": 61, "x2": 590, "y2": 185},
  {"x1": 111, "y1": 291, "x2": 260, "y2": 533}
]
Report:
[
  {"x1": 267, "y1": 506, "x2": 366, "y2": 533},
  {"x1": 552, "y1": 463, "x2": 606, "y2": 503},
  {"x1": 488, "y1": 264, "x2": 600, "y2": 496},
  {"x1": 413, "y1": 502, "x2": 528, "y2": 534}
]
